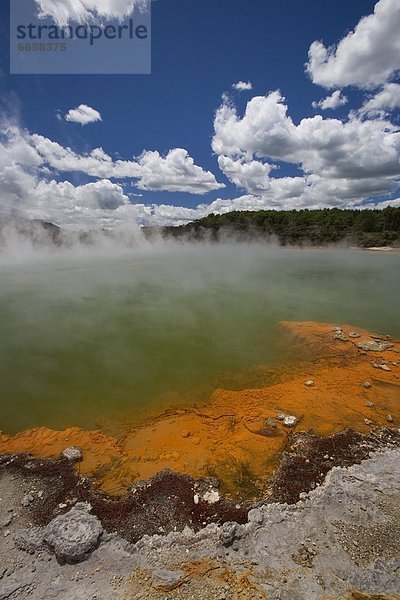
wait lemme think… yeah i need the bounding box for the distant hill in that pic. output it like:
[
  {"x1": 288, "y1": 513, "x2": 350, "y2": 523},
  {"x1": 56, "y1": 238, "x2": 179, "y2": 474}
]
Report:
[
  {"x1": 0, "y1": 216, "x2": 142, "y2": 250},
  {"x1": 154, "y1": 207, "x2": 400, "y2": 247},
  {"x1": 0, "y1": 216, "x2": 62, "y2": 247}
]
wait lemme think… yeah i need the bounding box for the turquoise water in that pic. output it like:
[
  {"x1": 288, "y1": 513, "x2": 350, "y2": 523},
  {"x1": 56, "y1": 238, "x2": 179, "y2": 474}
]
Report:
[{"x1": 0, "y1": 243, "x2": 399, "y2": 434}]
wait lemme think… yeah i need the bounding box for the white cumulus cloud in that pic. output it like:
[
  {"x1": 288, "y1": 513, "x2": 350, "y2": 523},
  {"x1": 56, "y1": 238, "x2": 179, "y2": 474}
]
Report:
[
  {"x1": 136, "y1": 148, "x2": 225, "y2": 194},
  {"x1": 64, "y1": 104, "x2": 102, "y2": 126},
  {"x1": 312, "y1": 90, "x2": 348, "y2": 110},
  {"x1": 0, "y1": 121, "x2": 226, "y2": 229},
  {"x1": 232, "y1": 81, "x2": 253, "y2": 92},
  {"x1": 32, "y1": 0, "x2": 150, "y2": 25},
  {"x1": 306, "y1": 0, "x2": 400, "y2": 89},
  {"x1": 30, "y1": 135, "x2": 225, "y2": 194},
  {"x1": 359, "y1": 83, "x2": 400, "y2": 116},
  {"x1": 212, "y1": 91, "x2": 400, "y2": 209}
]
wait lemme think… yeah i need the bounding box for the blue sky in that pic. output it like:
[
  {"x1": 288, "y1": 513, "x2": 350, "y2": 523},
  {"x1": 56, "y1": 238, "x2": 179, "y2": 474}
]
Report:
[{"x1": 0, "y1": 0, "x2": 399, "y2": 228}]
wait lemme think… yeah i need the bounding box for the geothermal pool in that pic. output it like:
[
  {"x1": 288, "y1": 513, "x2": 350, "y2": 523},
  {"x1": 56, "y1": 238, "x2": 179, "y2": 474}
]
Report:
[{"x1": 0, "y1": 243, "x2": 399, "y2": 435}]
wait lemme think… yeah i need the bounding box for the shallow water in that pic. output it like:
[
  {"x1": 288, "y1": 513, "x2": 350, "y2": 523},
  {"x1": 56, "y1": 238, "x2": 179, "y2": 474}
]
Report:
[{"x1": 0, "y1": 242, "x2": 399, "y2": 434}]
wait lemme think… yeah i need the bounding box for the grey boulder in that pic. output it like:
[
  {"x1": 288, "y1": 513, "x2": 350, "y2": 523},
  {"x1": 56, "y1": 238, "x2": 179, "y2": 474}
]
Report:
[{"x1": 44, "y1": 503, "x2": 102, "y2": 563}]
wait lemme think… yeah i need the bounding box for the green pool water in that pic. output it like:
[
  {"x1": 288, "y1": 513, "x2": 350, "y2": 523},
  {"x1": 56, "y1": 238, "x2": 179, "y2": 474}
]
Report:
[{"x1": 0, "y1": 243, "x2": 399, "y2": 434}]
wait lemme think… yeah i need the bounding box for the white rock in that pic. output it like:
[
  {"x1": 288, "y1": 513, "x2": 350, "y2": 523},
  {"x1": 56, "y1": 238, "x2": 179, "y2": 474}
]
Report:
[
  {"x1": 276, "y1": 412, "x2": 299, "y2": 427},
  {"x1": 203, "y1": 490, "x2": 220, "y2": 504},
  {"x1": 283, "y1": 415, "x2": 298, "y2": 427},
  {"x1": 62, "y1": 446, "x2": 83, "y2": 462}
]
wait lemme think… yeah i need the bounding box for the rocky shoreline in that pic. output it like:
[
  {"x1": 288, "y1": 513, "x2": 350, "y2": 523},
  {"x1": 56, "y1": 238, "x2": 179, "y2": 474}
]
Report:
[
  {"x1": 1, "y1": 321, "x2": 400, "y2": 598},
  {"x1": 1, "y1": 433, "x2": 400, "y2": 599}
]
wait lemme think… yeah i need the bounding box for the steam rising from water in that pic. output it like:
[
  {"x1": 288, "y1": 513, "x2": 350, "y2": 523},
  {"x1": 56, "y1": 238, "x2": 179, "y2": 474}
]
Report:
[
  {"x1": 0, "y1": 227, "x2": 399, "y2": 434},
  {"x1": 0, "y1": 218, "x2": 145, "y2": 265}
]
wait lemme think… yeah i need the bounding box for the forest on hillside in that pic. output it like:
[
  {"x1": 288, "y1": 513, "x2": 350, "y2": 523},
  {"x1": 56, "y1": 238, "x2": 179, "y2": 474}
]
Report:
[{"x1": 156, "y1": 207, "x2": 400, "y2": 247}]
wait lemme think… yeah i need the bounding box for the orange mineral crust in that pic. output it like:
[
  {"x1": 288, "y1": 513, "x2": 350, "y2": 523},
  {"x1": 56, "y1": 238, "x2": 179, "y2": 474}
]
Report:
[{"x1": 1, "y1": 321, "x2": 399, "y2": 496}]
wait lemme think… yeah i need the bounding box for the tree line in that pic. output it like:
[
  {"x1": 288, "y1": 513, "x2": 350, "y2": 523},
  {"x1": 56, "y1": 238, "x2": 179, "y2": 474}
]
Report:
[{"x1": 156, "y1": 207, "x2": 400, "y2": 247}]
